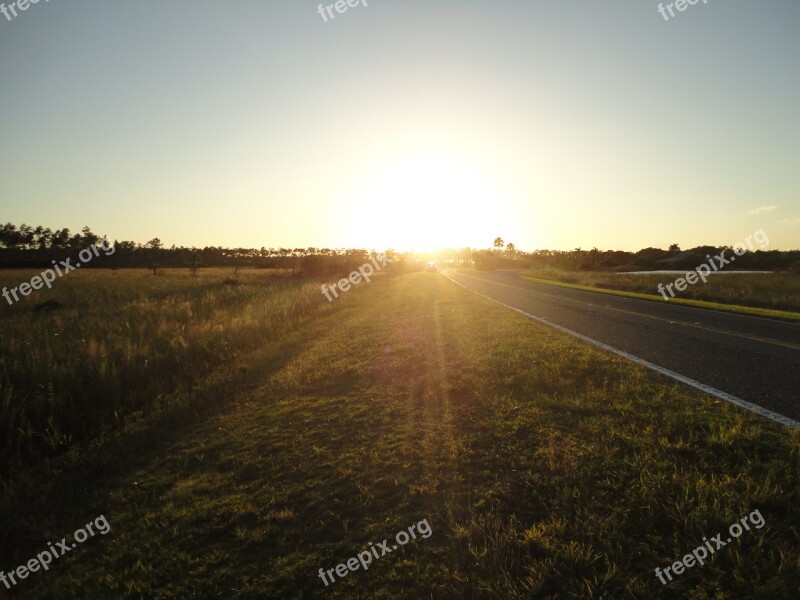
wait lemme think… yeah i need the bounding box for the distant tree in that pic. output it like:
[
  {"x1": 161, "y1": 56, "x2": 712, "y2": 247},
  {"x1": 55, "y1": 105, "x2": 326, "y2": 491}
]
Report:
[
  {"x1": 68, "y1": 232, "x2": 84, "y2": 249},
  {"x1": 18, "y1": 224, "x2": 34, "y2": 249},
  {"x1": 34, "y1": 226, "x2": 52, "y2": 249},
  {"x1": 51, "y1": 228, "x2": 71, "y2": 248},
  {"x1": 81, "y1": 226, "x2": 99, "y2": 247},
  {"x1": 493, "y1": 237, "x2": 504, "y2": 249},
  {"x1": 506, "y1": 242, "x2": 516, "y2": 254},
  {"x1": 146, "y1": 238, "x2": 162, "y2": 274},
  {"x1": 669, "y1": 243, "x2": 681, "y2": 252},
  {"x1": 0, "y1": 223, "x2": 20, "y2": 248},
  {"x1": 473, "y1": 249, "x2": 498, "y2": 271}
]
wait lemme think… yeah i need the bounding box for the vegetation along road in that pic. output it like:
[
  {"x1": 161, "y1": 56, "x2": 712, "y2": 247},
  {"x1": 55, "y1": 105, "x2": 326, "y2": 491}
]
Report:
[{"x1": 444, "y1": 270, "x2": 800, "y2": 427}]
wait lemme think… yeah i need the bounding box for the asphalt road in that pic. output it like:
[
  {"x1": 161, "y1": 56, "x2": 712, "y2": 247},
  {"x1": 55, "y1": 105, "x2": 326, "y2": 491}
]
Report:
[{"x1": 443, "y1": 270, "x2": 800, "y2": 427}]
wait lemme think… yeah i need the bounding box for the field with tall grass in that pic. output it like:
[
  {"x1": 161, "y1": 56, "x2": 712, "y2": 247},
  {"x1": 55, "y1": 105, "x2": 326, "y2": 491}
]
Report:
[
  {"x1": 1, "y1": 269, "x2": 798, "y2": 598},
  {"x1": 0, "y1": 268, "x2": 327, "y2": 473},
  {"x1": 523, "y1": 269, "x2": 800, "y2": 320}
]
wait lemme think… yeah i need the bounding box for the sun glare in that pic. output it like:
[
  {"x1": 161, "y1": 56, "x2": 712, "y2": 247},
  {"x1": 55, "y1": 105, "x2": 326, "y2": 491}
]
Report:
[{"x1": 341, "y1": 154, "x2": 513, "y2": 252}]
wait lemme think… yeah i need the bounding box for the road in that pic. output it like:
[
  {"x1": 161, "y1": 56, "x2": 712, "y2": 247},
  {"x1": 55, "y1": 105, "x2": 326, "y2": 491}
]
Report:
[{"x1": 443, "y1": 270, "x2": 800, "y2": 427}]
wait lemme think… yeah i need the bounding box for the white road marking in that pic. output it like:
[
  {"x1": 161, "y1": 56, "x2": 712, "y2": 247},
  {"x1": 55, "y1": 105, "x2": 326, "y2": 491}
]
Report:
[{"x1": 443, "y1": 273, "x2": 800, "y2": 430}]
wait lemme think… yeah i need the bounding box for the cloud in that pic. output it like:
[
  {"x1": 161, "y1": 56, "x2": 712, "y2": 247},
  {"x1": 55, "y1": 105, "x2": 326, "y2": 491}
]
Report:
[
  {"x1": 748, "y1": 205, "x2": 778, "y2": 214},
  {"x1": 778, "y1": 218, "x2": 800, "y2": 225}
]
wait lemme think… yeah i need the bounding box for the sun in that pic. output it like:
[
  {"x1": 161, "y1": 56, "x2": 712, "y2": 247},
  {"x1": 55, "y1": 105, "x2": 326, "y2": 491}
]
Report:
[{"x1": 341, "y1": 153, "x2": 513, "y2": 252}]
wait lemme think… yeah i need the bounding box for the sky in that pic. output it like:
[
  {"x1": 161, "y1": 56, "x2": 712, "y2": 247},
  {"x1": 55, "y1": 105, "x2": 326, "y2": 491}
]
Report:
[{"x1": 1, "y1": 0, "x2": 799, "y2": 252}]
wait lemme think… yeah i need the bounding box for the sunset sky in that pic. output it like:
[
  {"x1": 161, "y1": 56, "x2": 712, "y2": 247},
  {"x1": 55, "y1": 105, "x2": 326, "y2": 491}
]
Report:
[{"x1": 1, "y1": 1, "x2": 798, "y2": 252}]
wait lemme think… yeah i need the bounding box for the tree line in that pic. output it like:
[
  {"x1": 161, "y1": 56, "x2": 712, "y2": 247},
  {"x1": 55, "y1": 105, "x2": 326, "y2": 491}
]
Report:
[
  {"x1": 0, "y1": 223, "x2": 446, "y2": 276},
  {"x1": 1, "y1": 223, "x2": 798, "y2": 274},
  {"x1": 475, "y1": 238, "x2": 799, "y2": 272}
]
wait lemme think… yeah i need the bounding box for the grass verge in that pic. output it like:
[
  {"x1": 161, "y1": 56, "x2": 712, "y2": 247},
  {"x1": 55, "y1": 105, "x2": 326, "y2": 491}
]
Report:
[{"x1": 521, "y1": 271, "x2": 800, "y2": 323}]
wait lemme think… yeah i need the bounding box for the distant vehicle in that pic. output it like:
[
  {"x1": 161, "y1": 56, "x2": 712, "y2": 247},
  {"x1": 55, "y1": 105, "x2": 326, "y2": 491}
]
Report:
[{"x1": 426, "y1": 261, "x2": 437, "y2": 272}]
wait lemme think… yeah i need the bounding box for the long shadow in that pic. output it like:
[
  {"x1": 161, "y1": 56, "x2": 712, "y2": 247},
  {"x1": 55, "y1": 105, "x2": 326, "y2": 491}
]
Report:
[{"x1": 0, "y1": 315, "x2": 322, "y2": 569}]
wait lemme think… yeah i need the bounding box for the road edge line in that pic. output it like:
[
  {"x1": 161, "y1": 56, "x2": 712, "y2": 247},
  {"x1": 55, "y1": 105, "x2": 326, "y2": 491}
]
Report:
[{"x1": 443, "y1": 272, "x2": 800, "y2": 430}]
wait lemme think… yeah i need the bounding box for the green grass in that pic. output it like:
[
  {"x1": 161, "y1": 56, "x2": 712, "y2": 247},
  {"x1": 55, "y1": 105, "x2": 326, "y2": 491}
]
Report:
[
  {"x1": 522, "y1": 269, "x2": 800, "y2": 323},
  {"x1": 2, "y1": 271, "x2": 799, "y2": 599}
]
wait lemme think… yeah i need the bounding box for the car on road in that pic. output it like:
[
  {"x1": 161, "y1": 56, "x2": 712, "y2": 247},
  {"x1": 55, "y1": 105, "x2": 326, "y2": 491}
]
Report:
[{"x1": 426, "y1": 261, "x2": 437, "y2": 272}]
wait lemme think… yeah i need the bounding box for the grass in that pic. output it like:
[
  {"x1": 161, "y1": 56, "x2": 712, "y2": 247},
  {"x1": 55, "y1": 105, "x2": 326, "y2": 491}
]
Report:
[
  {"x1": 0, "y1": 268, "x2": 328, "y2": 472},
  {"x1": 522, "y1": 269, "x2": 800, "y2": 323},
  {"x1": 1, "y1": 270, "x2": 799, "y2": 598}
]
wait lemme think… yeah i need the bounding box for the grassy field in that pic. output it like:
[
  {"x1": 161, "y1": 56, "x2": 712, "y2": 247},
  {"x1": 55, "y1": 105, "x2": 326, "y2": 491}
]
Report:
[
  {"x1": 0, "y1": 268, "x2": 326, "y2": 473},
  {"x1": 522, "y1": 269, "x2": 800, "y2": 322},
  {"x1": 1, "y1": 269, "x2": 799, "y2": 599}
]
